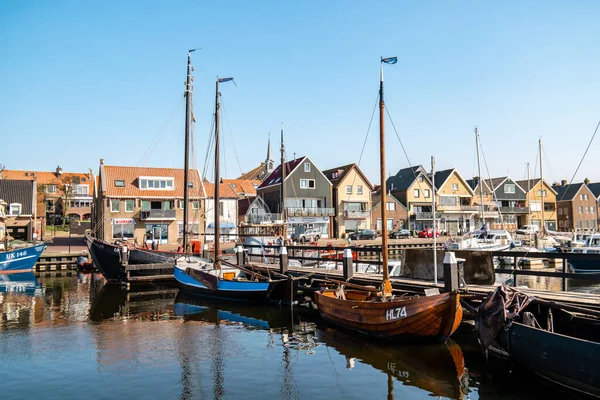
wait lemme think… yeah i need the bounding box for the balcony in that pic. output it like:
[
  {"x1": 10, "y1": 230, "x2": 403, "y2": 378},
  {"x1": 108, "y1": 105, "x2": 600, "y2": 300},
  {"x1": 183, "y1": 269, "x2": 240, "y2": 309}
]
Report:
[
  {"x1": 246, "y1": 213, "x2": 277, "y2": 224},
  {"x1": 286, "y1": 207, "x2": 335, "y2": 217},
  {"x1": 343, "y1": 210, "x2": 370, "y2": 219},
  {"x1": 140, "y1": 209, "x2": 176, "y2": 221},
  {"x1": 415, "y1": 212, "x2": 442, "y2": 220},
  {"x1": 436, "y1": 205, "x2": 479, "y2": 212},
  {"x1": 500, "y1": 206, "x2": 529, "y2": 214}
]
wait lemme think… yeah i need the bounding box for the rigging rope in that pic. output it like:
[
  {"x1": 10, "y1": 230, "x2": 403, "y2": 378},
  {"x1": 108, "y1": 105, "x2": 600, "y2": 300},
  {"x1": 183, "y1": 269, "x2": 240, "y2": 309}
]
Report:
[{"x1": 137, "y1": 97, "x2": 184, "y2": 166}]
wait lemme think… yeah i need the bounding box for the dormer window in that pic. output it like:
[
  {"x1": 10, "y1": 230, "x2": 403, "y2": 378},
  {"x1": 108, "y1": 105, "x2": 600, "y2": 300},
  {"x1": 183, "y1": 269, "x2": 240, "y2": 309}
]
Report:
[
  {"x1": 187, "y1": 182, "x2": 193, "y2": 188},
  {"x1": 46, "y1": 184, "x2": 57, "y2": 193},
  {"x1": 115, "y1": 180, "x2": 125, "y2": 187},
  {"x1": 9, "y1": 203, "x2": 21, "y2": 216},
  {"x1": 231, "y1": 183, "x2": 237, "y2": 188},
  {"x1": 304, "y1": 162, "x2": 311, "y2": 172},
  {"x1": 253, "y1": 183, "x2": 258, "y2": 189},
  {"x1": 139, "y1": 176, "x2": 175, "y2": 190}
]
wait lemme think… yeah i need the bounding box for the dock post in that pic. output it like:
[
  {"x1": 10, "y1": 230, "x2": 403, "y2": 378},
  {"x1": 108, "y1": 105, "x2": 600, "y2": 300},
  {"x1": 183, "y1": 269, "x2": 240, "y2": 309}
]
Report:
[
  {"x1": 236, "y1": 244, "x2": 244, "y2": 266},
  {"x1": 279, "y1": 246, "x2": 288, "y2": 274},
  {"x1": 343, "y1": 248, "x2": 354, "y2": 280},
  {"x1": 443, "y1": 252, "x2": 459, "y2": 292},
  {"x1": 562, "y1": 257, "x2": 568, "y2": 291}
]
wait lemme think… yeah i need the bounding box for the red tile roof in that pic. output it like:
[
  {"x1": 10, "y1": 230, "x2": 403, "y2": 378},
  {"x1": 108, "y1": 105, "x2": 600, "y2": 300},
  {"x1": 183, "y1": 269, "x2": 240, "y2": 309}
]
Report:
[
  {"x1": 1, "y1": 169, "x2": 95, "y2": 193},
  {"x1": 203, "y1": 181, "x2": 241, "y2": 199},
  {"x1": 222, "y1": 179, "x2": 260, "y2": 197},
  {"x1": 102, "y1": 166, "x2": 204, "y2": 198}
]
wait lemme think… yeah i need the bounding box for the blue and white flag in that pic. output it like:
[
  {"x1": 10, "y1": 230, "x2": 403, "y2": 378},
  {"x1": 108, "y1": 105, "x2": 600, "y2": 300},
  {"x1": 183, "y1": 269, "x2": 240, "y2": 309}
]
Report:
[
  {"x1": 218, "y1": 77, "x2": 234, "y2": 83},
  {"x1": 381, "y1": 57, "x2": 398, "y2": 64}
]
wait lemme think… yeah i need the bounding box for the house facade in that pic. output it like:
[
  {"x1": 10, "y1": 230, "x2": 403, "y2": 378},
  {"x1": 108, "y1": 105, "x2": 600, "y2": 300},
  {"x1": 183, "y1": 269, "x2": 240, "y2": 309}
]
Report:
[
  {"x1": 552, "y1": 181, "x2": 597, "y2": 232},
  {"x1": 94, "y1": 161, "x2": 205, "y2": 247},
  {"x1": 203, "y1": 182, "x2": 240, "y2": 243},
  {"x1": 387, "y1": 165, "x2": 435, "y2": 231},
  {"x1": 1, "y1": 167, "x2": 94, "y2": 226},
  {"x1": 587, "y1": 181, "x2": 600, "y2": 229},
  {"x1": 0, "y1": 180, "x2": 38, "y2": 241},
  {"x1": 432, "y1": 168, "x2": 476, "y2": 235},
  {"x1": 257, "y1": 156, "x2": 334, "y2": 238},
  {"x1": 370, "y1": 193, "x2": 408, "y2": 233},
  {"x1": 515, "y1": 179, "x2": 558, "y2": 231},
  {"x1": 322, "y1": 164, "x2": 373, "y2": 237},
  {"x1": 470, "y1": 177, "x2": 528, "y2": 230}
]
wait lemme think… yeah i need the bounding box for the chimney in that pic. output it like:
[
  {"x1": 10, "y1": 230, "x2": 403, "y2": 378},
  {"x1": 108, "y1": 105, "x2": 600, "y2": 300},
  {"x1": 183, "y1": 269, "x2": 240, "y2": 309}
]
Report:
[
  {"x1": 584, "y1": 178, "x2": 590, "y2": 185},
  {"x1": 561, "y1": 179, "x2": 567, "y2": 186},
  {"x1": 55, "y1": 166, "x2": 62, "y2": 177},
  {"x1": 100, "y1": 158, "x2": 104, "y2": 165}
]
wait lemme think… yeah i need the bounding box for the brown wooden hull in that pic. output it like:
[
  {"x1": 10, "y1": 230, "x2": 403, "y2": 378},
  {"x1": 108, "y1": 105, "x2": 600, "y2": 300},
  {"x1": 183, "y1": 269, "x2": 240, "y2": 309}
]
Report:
[{"x1": 314, "y1": 290, "x2": 462, "y2": 342}]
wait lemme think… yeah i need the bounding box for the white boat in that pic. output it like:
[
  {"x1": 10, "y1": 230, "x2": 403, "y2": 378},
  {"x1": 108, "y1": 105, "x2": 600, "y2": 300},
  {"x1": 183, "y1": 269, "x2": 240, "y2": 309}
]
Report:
[
  {"x1": 570, "y1": 233, "x2": 600, "y2": 273},
  {"x1": 448, "y1": 230, "x2": 514, "y2": 251}
]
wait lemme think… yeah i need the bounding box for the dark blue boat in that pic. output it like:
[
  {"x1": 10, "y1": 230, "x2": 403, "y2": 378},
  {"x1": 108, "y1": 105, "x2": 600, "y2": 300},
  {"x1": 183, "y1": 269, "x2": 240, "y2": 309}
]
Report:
[{"x1": 0, "y1": 243, "x2": 46, "y2": 273}]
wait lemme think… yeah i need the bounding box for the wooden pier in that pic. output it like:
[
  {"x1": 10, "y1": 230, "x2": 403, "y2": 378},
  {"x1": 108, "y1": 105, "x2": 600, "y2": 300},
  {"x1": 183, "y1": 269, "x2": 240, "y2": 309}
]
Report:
[{"x1": 34, "y1": 252, "x2": 86, "y2": 272}]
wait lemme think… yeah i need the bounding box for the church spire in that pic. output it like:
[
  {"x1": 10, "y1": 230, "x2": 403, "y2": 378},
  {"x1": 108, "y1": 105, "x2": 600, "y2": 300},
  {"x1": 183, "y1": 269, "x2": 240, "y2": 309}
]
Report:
[{"x1": 265, "y1": 133, "x2": 274, "y2": 175}]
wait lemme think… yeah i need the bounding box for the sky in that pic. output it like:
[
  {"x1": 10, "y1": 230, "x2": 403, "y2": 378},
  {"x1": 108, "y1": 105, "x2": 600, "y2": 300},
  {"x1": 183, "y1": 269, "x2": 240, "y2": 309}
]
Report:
[{"x1": 2, "y1": 0, "x2": 600, "y2": 186}]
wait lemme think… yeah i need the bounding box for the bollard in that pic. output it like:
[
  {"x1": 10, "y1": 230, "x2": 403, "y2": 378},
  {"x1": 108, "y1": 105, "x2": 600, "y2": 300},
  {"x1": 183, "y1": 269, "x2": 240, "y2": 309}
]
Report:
[
  {"x1": 236, "y1": 244, "x2": 244, "y2": 266},
  {"x1": 343, "y1": 248, "x2": 354, "y2": 281},
  {"x1": 120, "y1": 245, "x2": 130, "y2": 266},
  {"x1": 279, "y1": 246, "x2": 288, "y2": 274},
  {"x1": 443, "y1": 252, "x2": 459, "y2": 292},
  {"x1": 203, "y1": 244, "x2": 208, "y2": 259}
]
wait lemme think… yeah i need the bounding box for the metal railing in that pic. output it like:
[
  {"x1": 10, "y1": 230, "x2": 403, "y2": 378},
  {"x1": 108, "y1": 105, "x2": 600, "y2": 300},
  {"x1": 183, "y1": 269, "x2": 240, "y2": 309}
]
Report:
[
  {"x1": 286, "y1": 207, "x2": 335, "y2": 217},
  {"x1": 343, "y1": 210, "x2": 370, "y2": 218},
  {"x1": 436, "y1": 205, "x2": 479, "y2": 212},
  {"x1": 500, "y1": 206, "x2": 529, "y2": 214},
  {"x1": 140, "y1": 209, "x2": 176, "y2": 220}
]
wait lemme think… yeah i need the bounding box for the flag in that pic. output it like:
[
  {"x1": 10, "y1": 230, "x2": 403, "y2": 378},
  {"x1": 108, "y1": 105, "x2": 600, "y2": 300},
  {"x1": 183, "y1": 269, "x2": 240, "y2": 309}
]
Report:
[
  {"x1": 381, "y1": 57, "x2": 398, "y2": 64},
  {"x1": 218, "y1": 77, "x2": 234, "y2": 83},
  {"x1": 192, "y1": 112, "x2": 196, "y2": 123}
]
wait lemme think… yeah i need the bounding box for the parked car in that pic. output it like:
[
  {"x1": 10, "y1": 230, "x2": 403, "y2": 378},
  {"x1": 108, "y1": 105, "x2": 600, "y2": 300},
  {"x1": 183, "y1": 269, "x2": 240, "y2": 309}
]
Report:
[
  {"x1": 516, "y1": 225, "x2": 539, "y2": 235},
  {"x1": 348, "y1": 229, "x2": 377, "y2": 240},
  {"x1": 292, "y1": 229, "x2": 321, "y2": 243},
  {"x1": 418, "y1": 228, "x2": 440, "y2": 238},
  {"x1": 389, "y1": 229, "x2": 411, "y2": 239}
]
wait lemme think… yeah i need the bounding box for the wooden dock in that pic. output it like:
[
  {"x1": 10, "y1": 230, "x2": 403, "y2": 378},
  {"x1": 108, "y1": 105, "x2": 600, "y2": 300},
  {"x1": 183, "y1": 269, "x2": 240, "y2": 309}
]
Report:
[{"x1": 34, "y1": 252, "x2": 86, "y2": 272}]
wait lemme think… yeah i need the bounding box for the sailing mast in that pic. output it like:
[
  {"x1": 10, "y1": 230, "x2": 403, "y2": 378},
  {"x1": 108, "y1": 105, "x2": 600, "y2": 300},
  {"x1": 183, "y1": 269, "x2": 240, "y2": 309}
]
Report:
[
  {"x1": 431, "y1": 156, "x2": 437, "y2": 285},
  {"x1": 280, "y1": 123, "x2": 286, "y2": 240},
  {"x1": 475, "y1": 127, "x2": 485, "y2": 228},
  {"x1": 539, "y1": 138, "x2": 545, "y2": 235},
  {"x1": 183, "y1": 50, "x2": 196, "y2": 253},
  {"x1": 527, "y1": 162, "x2": 532, "y2": 242},
  {"x1": 379, "y1": 57, "x2": 394, "y2": 295},
  {"x1": 213, "y1": 77, "x2": 234, "y2": 268}
]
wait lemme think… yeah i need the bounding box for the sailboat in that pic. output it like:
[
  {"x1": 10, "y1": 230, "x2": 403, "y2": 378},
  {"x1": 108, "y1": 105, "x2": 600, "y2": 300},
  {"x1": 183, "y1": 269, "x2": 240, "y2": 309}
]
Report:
[
  {"x1": 313, "y1": 57, "x2": 463, "y2": 342},
  {"x1": 174, "y1": 52, "x2": 288, "y2": 303}
]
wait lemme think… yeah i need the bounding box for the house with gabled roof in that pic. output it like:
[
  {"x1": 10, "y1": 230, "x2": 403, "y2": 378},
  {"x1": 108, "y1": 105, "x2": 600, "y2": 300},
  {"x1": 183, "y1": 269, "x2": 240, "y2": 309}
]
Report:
[
  {"x1": 587, "y1": 180, "x2": 600, "y2": 229},
  {"x1": 238, "y1": 196, "x2": 272, "y2": 225},
  {"x1": 370, "y1": 192, "x2": 408, "y2": 233},
  {"x1": 515, "y1": 178, "x2": 558, "y2": 231},
  {"x1": 0, "y1": 180, "x2": 37, "y2": 240},
  {"x1": 257, "y1": 156, "x2": 334, "y2": 238},
  {"x1": 1, "y1": 166, "x2": 94, "y2": 226},
  {"x1": 386, "y1": 165, "x2": 434, "y2": 231},
  {"x1": 430, "y1": 168, "x2": 476, "y2": 235},
  {"x1": 322, "y1": 163, "x2": 373, "y2": 237},
  {"x1": 468, "y1": 177, "x2": 528, "y2": 230},
  {"x1": 95, "y1": 160, "x2": 205, "y2": 247},
  {"x1": 552, "y1": 180, "x2": 597, "y2": 232},
  {"x1": 203, "y1": 181, "x2": 242, "y2": 242}
]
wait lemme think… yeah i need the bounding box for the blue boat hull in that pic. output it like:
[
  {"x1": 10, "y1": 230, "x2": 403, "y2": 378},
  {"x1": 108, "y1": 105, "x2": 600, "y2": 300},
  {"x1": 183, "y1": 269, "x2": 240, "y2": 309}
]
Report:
[
  {"x1": 174, "y1": 267, "x2": 279, "y2": 304},
  {"x1": 568, "y1": 258, "x2": 600, "y2": 274},
  {"x1": 0, "y1": 271, "x2": 42, "y2": 295},
  {"x1": 0, "y1": 243, "x2": 47, "y2": 273}
]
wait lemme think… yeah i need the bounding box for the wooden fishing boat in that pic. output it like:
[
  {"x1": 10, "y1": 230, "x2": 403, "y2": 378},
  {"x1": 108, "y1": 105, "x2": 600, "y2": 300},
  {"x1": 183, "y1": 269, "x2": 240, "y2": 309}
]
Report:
[
  {"x1": 314, "y1": 57, "x2": 463, "y2": 342},
  {"x1": 85, "y1": 235, "x2": 123, "y2": 281},
  {"x1": 0, "y1": 243, "x2": 46, "y2": 273},
  {"x1": 476, "y1": 285, "x2": 600, "y2": 397},
  {"x1": 174, "y1": 52, "x2": 291, "y2": 303}
]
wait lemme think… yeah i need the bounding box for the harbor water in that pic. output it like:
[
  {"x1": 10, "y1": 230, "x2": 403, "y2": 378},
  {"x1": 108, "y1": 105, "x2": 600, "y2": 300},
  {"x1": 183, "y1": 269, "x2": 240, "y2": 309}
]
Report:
[{"x1": 0, "y1": 272, "x2": 595, "y2": 400}]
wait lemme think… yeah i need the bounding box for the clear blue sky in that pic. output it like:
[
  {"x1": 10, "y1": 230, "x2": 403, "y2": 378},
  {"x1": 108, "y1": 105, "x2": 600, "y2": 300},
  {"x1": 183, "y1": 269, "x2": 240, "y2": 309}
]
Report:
[{"x1": 2, "y1": 0, "x2": 600, "y2": 186}]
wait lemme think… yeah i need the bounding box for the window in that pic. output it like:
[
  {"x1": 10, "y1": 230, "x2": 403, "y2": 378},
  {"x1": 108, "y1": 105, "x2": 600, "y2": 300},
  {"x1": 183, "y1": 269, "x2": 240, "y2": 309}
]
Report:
[
  {"x1": 414, "y1": 189, "x2": 420, "y2": 198},
  {"x1": 125, "y1": 200, "x2": 134, "y2": 212},
  {"x1": 308, "y1": 180, "x2": 315, "y2": 189},
  {"x1": 192, "y1": 200, "x2": 199, "y2": 210},
  {"x1": 179, "y1": 200, "x2": 184, "y2": 209},
  {"x1": 112, "y1": 222, "x2": 134, "y2": 239},
  {"x1": 585, "y1": 194, "x2": 589, "y2": 200},
  {"x1": 346, "y1": 185, "x2": 352, "y2": 194},
  {"x1": 586, "y1": 206, "x2": 591, "y2": 214},
  {"x1": 578, "y1": 206, "x2": 583, "y2": 214},
  {"x1": 115, "y1": 180, "x2": 125, "y2": 187},
  {"x1": 304, "y1": 162, "x2": 311, "y2": 172},
  {"x1": 253, "y1": 183, "x2": 258, "y2": 189},
  {"x1": 559, "y1": 220, "x2": 564, "y2": 228},
  {"x1": 418, "y1": 176, "x2": 424, "y2": 182},
  {"x1": 581, "y1": 194, "x2": 584, "y2": 200},
  {"x1": 187, "y1": 182, "x2": 193, "y2": 188},
  {"x1": 424, "y1": 189, "x2": 430, "y2": 198},
  {"x1": 141, "y1": 200, "x2": 150, "y2": 210},
  {"x1": 72, "y1": 184, "x2": 89, "y2": 195},
  {"x1": 558, "y1": 208, "x2": 562, "y2": 215},
  {"x1": 386, "y1": 202, "x2": 396, "y2": 211},
  {"x1": 451, "y1": 183, "x2": 459, "y2": 191},
  {"x1": 111, "y1": 200, "x2": 120, "y2": 212},
  {"x1": 178, "y1": 222, "x2": 199, "y2": 238},
  {"x1": 139, "y1": 176, "x2": 175, "y2": 190},
  {"x1": 357, "y1": 185, "x2": 363, "y2": 195},
  {"x1": 46, "y1": 184, "x2": 57, "y2": 193},
  {"x1": 504, "y1": 184, "x2": 515, "y2": 194},
  {"x1": 300, "y1": 179, "x2": 307, "y2": 189},
  {"x1": 537, "y1": 189, "x2": 547, "y2": 197},
  {"x1": 9, "y1": 203, "x2": 21, "y2": 216},
  {"x1": 592, "y1": 206, "x2": 595, "y2": 214}
]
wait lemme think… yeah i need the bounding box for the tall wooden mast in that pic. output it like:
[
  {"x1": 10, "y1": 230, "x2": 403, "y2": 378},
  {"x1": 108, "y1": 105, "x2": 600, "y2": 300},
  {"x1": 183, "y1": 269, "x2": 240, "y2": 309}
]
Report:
[
  {"x1": 539, "y1": 138, "x2": 545, "y2": 234},
  {"x1": 213, "y1": 78, "x2": 221, "y2": 267},
  {"x1": 280, "y1": 123, "x2": 286, "y2": 238},
  {"x1": 183, "y1": 50, "x2": 195, "y2": 253},
  {"x1": 475, "y1": 127, "x2": 485, "y2": 227},
  {"x1": 379, "y1": 58, "x2": 390, "y2": 290}
]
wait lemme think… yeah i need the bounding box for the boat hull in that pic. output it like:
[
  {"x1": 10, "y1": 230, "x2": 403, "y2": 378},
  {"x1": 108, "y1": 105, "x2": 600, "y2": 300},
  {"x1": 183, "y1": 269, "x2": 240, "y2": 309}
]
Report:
[
  {"x1": 129, "y1": 248, "x2": 183, "y2": 264},
  {"x1": 314, "y1": 290, "x2": 462, "y2": 342},
  {"x1": 174, "y1": 267, "x2": 282, "y2": 304},
  {"x1": 568, "y1": 258, "x2": 600, "y2": 274},
  {"x1": 85, "y1": 237, "x2": 123, "y2": 281},
  {"x1": 498, "y1": 322, "x2": 600, "y2": 397},
  {"x1": 0, "y1": 243, "x2": 46, "y2": 273}
]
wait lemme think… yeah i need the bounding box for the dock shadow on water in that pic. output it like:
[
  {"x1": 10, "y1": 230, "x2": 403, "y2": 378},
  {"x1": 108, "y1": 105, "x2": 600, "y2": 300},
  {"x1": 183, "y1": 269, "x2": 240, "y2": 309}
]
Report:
[{"x1": 0, "y1": 272, "x2": 585, "y2": 399}]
